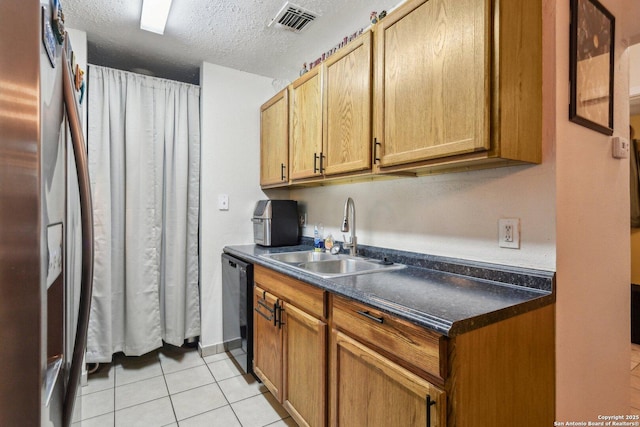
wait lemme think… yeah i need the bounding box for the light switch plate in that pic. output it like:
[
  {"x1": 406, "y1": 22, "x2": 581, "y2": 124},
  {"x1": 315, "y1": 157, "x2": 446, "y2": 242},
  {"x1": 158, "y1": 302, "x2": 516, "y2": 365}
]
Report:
[
  {"x1": 217, "y1": 194, "x2": 229, "y2": 211},
  {"x1": 498, "y1": 218, "x2": 520, "y2": 249}
]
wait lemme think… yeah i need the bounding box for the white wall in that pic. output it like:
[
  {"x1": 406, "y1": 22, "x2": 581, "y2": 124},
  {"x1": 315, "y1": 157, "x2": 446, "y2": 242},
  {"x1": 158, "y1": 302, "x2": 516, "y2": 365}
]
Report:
[
  {"x1": 555, "y1": 0, "x2": 630, "y2": 418},
  {"x1": 292, "y1": 161, "x2": 556, "y2": 270},
  {"x1": 631, "y1": 44, "x2": 640, "y2": 96},
  {"x1": 198, "y1": 62, "x2": 281, "y2": 352}
]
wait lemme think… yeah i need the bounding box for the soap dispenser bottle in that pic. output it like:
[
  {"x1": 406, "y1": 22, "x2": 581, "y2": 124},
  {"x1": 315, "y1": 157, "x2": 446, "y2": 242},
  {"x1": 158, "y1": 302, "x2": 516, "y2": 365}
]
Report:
[{"x1": 314, "y1": 223, "x2": 324, "y2": 251}]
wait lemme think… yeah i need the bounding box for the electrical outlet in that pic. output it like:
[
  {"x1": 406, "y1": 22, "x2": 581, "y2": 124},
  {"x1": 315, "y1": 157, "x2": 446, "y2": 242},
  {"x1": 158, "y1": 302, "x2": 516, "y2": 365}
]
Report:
[
  {"x1": 499, "y1": 218, "x2": 520, "y2": 249},
  {"x1": 299, "y1": 212, "x2": 307, "y2": 227},
  {"x1": 504, "y1": 224, "x2": 514, "y2": 242}
]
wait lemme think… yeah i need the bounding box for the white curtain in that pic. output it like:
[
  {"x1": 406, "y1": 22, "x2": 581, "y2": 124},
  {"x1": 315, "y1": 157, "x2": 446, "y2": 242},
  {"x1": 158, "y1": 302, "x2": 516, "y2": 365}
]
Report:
[{"x1": 86, "y1": 65, "x2": 201, "y2": 363}]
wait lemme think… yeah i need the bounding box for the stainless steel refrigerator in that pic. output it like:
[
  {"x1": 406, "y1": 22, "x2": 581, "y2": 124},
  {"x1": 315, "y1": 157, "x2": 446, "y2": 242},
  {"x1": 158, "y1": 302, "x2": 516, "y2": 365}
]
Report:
[{"x1": 0, "y1": 1, "x2": 94, "y2": 426}]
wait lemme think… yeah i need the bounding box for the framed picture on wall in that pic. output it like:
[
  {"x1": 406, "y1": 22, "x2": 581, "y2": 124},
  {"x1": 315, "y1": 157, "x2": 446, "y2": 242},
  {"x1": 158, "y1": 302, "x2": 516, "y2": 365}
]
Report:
[{"x1": 569, "y1": 0, "x2": 615, "y2": 135}]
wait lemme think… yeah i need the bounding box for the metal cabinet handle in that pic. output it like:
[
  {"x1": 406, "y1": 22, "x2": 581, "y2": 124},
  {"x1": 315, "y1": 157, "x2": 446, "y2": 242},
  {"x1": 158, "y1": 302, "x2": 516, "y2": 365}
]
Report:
[
  {"x1": 254, "y1": 306, "x2": 273, "y2": 322},
  {"x1": 374, "y1": 138, "x2": 382, "y2": 164},
  {"x1": 426, "y1": 394, "x2": 436, "y2": 427},
  {"x1": 357, "y1": 310, "x2": 384, "y2": 324},
  {"x1": 313, "y1": 153, "x2": 325, "y2": 174},
  {"x1": 255, "y1": 298, "x2": 275, "y2": 322},
  {"x1": 280, "y1": 163, "x2": 286, "y2": 181},
  {"x1": 276, "y1": 302, "x2": 285, "y2": 329}
]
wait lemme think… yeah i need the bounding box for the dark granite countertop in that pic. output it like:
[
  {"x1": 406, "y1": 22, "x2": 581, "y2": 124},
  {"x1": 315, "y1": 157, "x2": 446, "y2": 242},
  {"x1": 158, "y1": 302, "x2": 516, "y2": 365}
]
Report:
[{"x1": 223, "y1": 241, "x2": 555, "y2": 337}]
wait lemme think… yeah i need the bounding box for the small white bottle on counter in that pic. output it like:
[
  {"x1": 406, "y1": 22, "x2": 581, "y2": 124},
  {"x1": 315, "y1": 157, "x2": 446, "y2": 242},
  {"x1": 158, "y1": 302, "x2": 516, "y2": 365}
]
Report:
[{"x1": 314, "y1": 223, "x2": 324, "y2": 251}]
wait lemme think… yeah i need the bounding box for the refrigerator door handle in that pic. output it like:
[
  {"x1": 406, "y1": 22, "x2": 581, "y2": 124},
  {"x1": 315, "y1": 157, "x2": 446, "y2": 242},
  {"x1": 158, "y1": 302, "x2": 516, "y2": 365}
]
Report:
[{"x1": 61, "y1": 39, "x2": 94, "y2": 427}]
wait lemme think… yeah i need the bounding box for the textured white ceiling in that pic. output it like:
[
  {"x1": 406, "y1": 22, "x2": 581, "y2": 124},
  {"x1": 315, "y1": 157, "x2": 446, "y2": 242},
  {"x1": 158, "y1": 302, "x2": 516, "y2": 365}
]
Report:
[{"x1": 63, "y1": 0, "x2": 400, "y2": 84}]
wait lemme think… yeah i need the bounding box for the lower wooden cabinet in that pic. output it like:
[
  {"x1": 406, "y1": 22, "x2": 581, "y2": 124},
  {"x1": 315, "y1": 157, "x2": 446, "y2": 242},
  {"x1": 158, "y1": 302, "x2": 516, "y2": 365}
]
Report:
[
  {"x1": 330, "y1": 331, "x2": 445, "y2": 427},
  {"x1": 330, "y1": 294, "x2": 554, "y2": 427},
  {"x1": 253, "y1": 266, "x2": 327, "y2": 427},
  {"x1": 253, "y1": 286, "x2": 283, "y2": 400},
  {"x1": 445, "y1": 303, "x2": 555, "y2": 427},
  {"x1": 253, "y1": 265, "x2": 555, "y2": 427},
  {"x1": 282, "y1": 303, "x2": 327, "y2": 427}
]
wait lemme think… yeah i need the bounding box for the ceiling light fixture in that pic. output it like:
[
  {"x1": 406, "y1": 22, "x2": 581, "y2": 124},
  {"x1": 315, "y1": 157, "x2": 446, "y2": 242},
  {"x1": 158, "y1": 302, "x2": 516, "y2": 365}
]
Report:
[{"x1": 140, "y1": 0, "x2": 173, "y2": 35}]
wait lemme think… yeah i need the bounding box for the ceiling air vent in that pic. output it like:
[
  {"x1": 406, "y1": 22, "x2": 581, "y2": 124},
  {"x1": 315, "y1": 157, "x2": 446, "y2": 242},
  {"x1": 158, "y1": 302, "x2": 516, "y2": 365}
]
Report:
[{"x1": 269, "y1": 2, "x2": 319, "y2": 33}]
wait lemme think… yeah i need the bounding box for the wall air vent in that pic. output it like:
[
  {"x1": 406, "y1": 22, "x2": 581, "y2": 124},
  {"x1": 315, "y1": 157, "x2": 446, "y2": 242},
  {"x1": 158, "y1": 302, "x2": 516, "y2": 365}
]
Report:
[{"x1": 269, "y1": 2, "x2": 319, "y2": 33}]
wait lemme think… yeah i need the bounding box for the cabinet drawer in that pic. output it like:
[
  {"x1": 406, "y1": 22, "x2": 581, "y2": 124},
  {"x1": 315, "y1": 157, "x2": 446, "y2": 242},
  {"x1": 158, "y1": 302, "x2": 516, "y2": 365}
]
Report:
[
  {"x1": 331, "y1": 295, "x2": 446, "y2": 383},
  {"x1": 254, "y1": 265, "x2": 325, "y2": 319},
  {"x1": 331, "y1": 330, "x2": 446, "y2": 427}
]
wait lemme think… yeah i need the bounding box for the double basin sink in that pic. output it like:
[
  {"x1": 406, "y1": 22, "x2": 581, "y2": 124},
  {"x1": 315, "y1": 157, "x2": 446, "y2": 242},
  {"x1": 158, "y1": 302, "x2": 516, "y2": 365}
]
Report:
[{"x1": 260, "y1": 250, "x2": 405, "y2": 278}]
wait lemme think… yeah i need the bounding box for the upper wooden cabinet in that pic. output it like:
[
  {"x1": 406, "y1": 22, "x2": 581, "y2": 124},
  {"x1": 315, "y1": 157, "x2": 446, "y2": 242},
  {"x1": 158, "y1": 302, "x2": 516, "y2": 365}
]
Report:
[
  {"x1": 259, "y1": 0, "x2": 542, "y2": 186},
  {"x1": 260, "y1": 89, "x2": 289, "y2": 188},
  {"x1": 374, "y1": 0, "x2": 489, "y2": 168},
  {"x1": 286, "y1": 30, "x2": 373, "y2": 185},
  {"x1": 374, "y1": 0, "x2": 542, "y2": 174},
  {"x1": 322, "y1": 31, "x2": 373, "y2": 176},
  {"x1": 289, "y1": 68, "x2": 323, "y2": 180}
]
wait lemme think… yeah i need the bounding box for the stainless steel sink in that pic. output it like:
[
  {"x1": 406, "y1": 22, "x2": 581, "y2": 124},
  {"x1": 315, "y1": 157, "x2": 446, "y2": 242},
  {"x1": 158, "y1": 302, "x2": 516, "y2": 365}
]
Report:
[
  {"x1": 260, "y1": 251, "x2": 405, "y2": 278},
  {"x1": 261, "y1": 251, "x2": 335, "y2": 264}
]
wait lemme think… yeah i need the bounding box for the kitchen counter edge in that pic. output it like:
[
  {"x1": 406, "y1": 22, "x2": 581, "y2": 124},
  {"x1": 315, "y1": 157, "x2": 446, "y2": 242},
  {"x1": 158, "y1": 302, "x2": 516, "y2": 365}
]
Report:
[{"x1": 223, "y1": 244, "x2": 555, "y2": 337}]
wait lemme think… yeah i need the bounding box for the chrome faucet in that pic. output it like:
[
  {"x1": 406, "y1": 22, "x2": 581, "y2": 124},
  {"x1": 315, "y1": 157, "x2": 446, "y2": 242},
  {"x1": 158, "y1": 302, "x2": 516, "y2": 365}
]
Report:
[{"x1": 341, "y1": 197, "x2": 357, "y2": 256}]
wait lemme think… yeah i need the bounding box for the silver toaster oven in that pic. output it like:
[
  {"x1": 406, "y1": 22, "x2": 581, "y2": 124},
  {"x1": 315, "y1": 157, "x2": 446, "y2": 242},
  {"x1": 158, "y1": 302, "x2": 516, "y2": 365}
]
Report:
[{"x1": 252, "y1": 200, "x2": 299, "y2": 247}]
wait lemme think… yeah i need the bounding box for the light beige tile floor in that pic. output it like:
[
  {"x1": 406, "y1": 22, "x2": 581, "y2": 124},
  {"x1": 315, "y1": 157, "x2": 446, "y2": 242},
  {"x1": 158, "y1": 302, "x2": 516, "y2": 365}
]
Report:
[
  {"x1": 71, "y1": 341, "x2": 640, "y2": 424},
  {"x1": 631, "y1": 343, "x2": 640, "y2": 414},
  {"x1": 71, "y1": 345, "x2": 298, "y2": 427}
]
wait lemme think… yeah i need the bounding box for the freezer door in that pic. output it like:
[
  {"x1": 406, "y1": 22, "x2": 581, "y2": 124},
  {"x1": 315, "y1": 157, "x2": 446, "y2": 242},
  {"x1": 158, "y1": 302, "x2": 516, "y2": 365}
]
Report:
[{"x1": 0, "y1": 1, "x2": 67, "y2": 426}]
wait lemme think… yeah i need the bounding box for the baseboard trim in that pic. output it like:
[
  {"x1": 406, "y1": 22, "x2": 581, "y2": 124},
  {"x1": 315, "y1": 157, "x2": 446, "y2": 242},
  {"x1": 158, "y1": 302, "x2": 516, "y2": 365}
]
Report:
[{"x1": 198, "y1": 341, "x2": 226, "y2": 357}]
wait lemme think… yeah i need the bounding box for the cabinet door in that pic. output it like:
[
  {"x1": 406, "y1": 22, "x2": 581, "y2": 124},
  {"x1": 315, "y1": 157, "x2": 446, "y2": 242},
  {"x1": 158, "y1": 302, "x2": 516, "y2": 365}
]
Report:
[
  {"x1": 331, "y1": 331, "x2": 445, "y2": 427},
  {"x1": 282, "y1": 302, "x2": 327, "y2": 427},
  {"x1": 253, "y1": 286, "x2": 283, "y2": 400},
  {"x1": 290, "y1": 68, "x2": 323, "y2": 180},
  {"x1": 260, "y1": 89, "x2": 289, "y2": 187},
  {"x1": 323, "y1": 31, "x2": 372, "y2": 176},
  {"x1": 374, "y1": 0, "x2": 489, "y2": 168}
]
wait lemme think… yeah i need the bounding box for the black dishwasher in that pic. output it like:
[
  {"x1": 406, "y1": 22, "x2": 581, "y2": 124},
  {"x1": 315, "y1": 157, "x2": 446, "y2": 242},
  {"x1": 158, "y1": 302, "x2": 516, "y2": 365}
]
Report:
[{"x1": 222, "y1": 253, "x2": 255, "y2": 377}]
